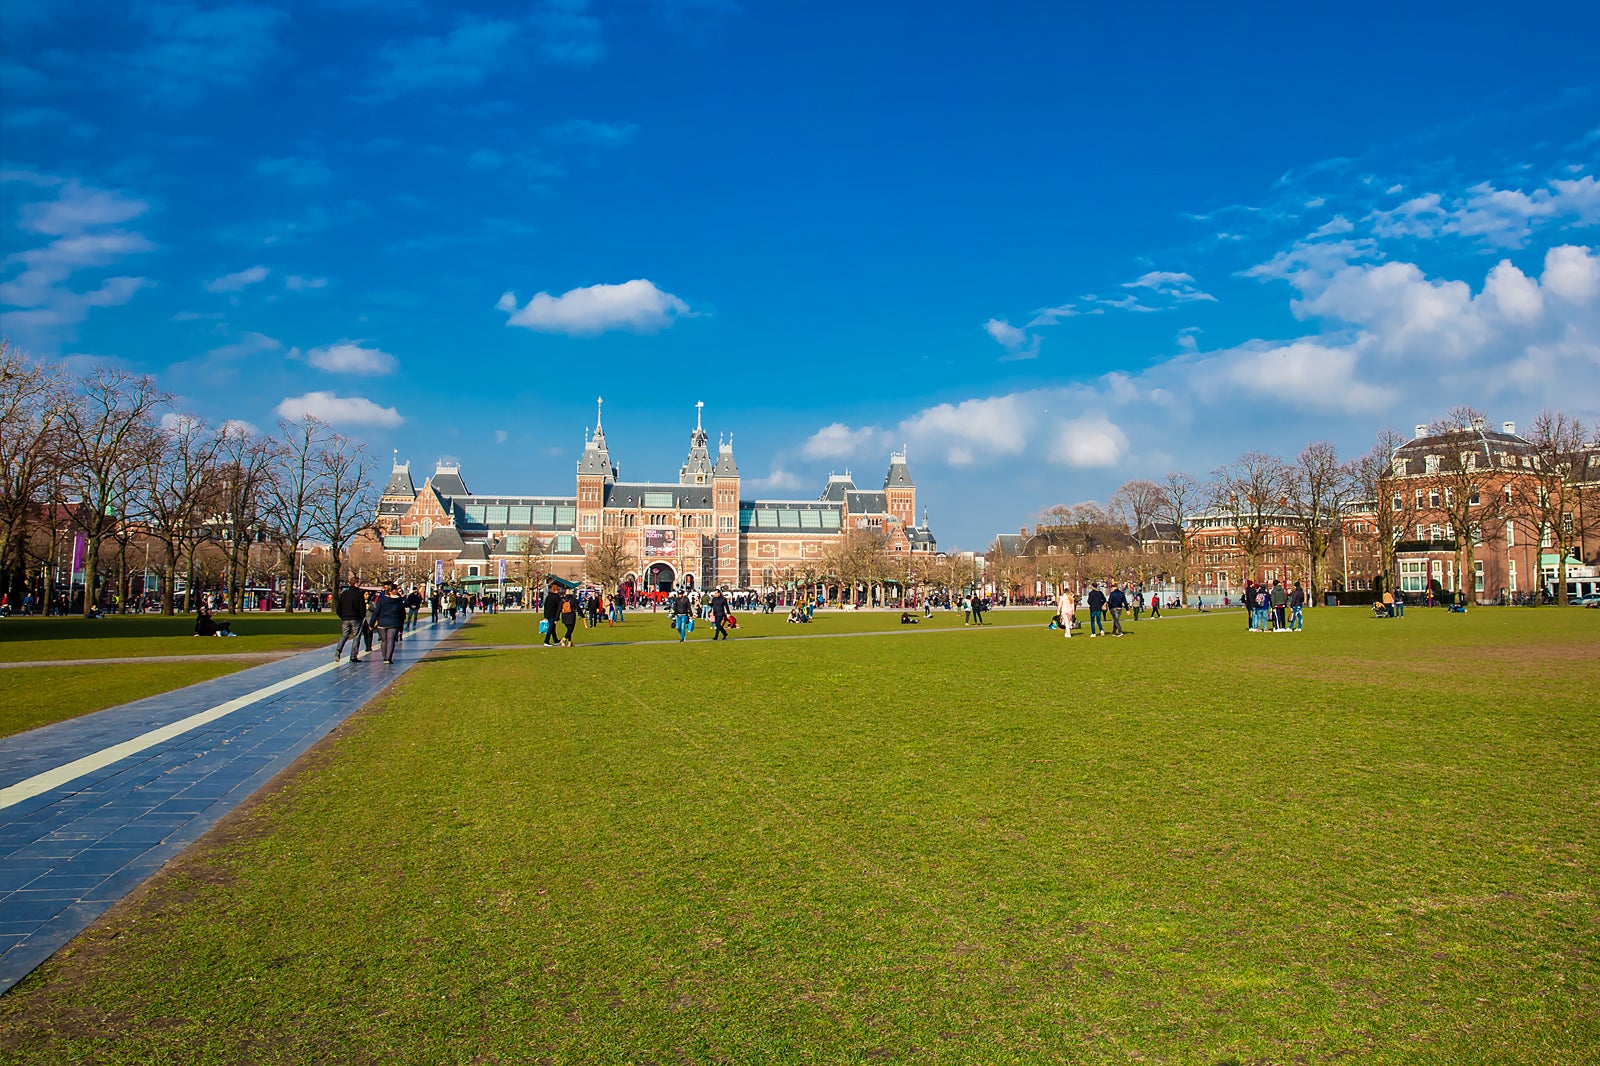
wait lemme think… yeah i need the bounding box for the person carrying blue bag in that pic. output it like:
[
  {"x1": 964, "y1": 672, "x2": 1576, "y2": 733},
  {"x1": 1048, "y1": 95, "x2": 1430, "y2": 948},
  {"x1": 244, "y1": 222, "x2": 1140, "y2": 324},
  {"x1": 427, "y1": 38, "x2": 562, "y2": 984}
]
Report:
[
  {"x1": 541, "y1": 581, "x2": 562, "y2": 648},
  {"x1": 672, "y1": 589, "x2": 694, "y2": 642}
]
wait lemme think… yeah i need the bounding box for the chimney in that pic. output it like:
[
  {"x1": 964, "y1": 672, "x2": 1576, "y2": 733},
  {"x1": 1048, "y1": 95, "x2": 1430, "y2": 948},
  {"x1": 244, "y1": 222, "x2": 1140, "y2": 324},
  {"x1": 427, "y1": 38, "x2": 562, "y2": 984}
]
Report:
[
  {"x1": 1503, "y1": 421, "x2": 1516, "y2": 436},
  {"x1": 1414, "y1": 424, "x2": 1427, "y2": 438}
]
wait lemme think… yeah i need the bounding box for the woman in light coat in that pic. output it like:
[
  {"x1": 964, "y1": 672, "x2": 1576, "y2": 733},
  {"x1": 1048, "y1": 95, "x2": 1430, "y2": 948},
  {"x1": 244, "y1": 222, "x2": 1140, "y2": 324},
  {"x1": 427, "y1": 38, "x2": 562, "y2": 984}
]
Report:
[{"x1": 1058, "y1": 589, "x2": 1076, "y2": 639}]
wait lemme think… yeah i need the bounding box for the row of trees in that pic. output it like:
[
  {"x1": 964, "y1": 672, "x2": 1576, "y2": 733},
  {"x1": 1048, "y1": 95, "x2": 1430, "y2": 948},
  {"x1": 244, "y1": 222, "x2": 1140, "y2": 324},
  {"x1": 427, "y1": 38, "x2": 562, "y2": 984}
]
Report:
[
  {"x1": 994, "y1": 408, "x2": 1599, "y2": 606},
  {"x1": 1, "y1": 347, "x2": 377, "y2": 616}
]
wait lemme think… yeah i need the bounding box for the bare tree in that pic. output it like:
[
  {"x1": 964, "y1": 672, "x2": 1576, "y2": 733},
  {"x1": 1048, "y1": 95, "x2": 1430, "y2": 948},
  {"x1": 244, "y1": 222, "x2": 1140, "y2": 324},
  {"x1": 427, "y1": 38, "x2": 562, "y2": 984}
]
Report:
[
  {"x1": 311, "y1": 433, "x2": 374, "y2": 595},
  {"x1": 1208, "y1": 452, "x2": 1291, "y2": 584},
  {"x1": 1109, "y1": 479, "x2": 1166, "y2": 550},
  {"x1": 1157, "y1": 471, "x2": 1200, "y2": 604},
  {"x1": 143, "y1": 412, "x2": 223, "y2": 614},
  {"x1": 583, "y1": 530, "x2": 632, "y2": 592},
  {"x1": 1426, "y1": 407, "x2": 1507, "y2": 604},
  {"x1": 1517, "y1": 410, "x2": 1592, "y2": 605},
  {"x1": 213, "y1": 422, "x2": 278, "y2": 609},
  {"x1": 61, "y1": 367, "x2": 167, "y2": 615},
  {"x1": 264, "y1": 415, "x2": 328, "y2": 610},
  {"x1": 1353, "y1": 428, "x2": 1419, "y2": 594},
  {"x1": 0, "y1": 344, "x2": 68, "y2": 601},
  {"x1": 1283, "y1": 441, "x2": 1357, "y2": 602}
]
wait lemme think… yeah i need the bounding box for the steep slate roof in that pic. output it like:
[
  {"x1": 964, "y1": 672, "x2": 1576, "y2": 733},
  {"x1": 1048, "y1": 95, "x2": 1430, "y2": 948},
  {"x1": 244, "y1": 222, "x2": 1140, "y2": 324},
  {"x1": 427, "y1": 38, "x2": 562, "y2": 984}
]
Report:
[
  {"x1": 381, "y1": 462, "x2": 416, "y2": 499},
  {"x1": 884, "y1": 452, "x2": 914, "y2": 489},
  {"x1": 714, "y1": 439, "x2": 738, "y2": 477},
  {"x1": 819, "y1": 475, "x2": 855, "y2": 503},
  {"x1": 908, "y1": 526, "x2": 938, "y2": 552},
  {"x1": 993, "y1": 533, "x2": 1027, "y2": 556},
  {"x1": 429, "y1": 463, "x2": 469, "y2": 497},
  {"x1": 606, "y1": 483, "x2": 714, "y2": 509},
  {"x1": 456, "y1": 541, "x2": 490, "y2": 562},
  {"x1": 419, "y1": 526, "x2": 465, "y2": 552},
  {"x1": 846, "y1": 490, "x2": 888, "y2": 514}
]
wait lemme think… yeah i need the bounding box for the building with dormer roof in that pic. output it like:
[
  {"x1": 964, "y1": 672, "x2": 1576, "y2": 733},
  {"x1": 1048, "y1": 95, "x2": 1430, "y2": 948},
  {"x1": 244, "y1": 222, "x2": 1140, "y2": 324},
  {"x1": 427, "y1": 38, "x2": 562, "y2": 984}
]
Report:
[{"x1": 375, "y1": 402, "x2": 940, "y2": 597}]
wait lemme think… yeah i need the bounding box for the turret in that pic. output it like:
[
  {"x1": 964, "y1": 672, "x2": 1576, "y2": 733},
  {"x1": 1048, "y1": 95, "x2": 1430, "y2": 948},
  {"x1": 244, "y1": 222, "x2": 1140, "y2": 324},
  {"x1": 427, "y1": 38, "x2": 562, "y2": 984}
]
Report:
[
  {"x1": 884, "y1": 446, "x2": 915, "y2": 526},
  {"x1": 679, "y1": 400, "x2": 714, "y2": 484},
  {"x1": 576, "y1": 397, "x2": 611, "y2": 547}
]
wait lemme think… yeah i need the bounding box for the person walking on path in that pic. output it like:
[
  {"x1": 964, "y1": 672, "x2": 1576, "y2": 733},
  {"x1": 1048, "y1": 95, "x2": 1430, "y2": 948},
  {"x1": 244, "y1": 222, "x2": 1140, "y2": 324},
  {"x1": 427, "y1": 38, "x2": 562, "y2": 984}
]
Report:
[
  {"x1": 372, "y1": 582, "x2": 406, "y2": 664},
  {"x1": 1086, "y1": 584, "x2": 1107, "y2": 637},
  {"x1": 335, "y1": 581, "x2": 366, "y2": 663},
  {"x1": 541, "y1": 582, "x2": 563, "y2": 647},
  {"x1": 710, "y1": 587, "x2": 732, "y2": 640},
  {"x1": 404, "y1": 589, "x2": 422, "y2": 631},
  {"x1": 672, "y1": 589, "x2": 694, "y2": 641},
  {"x1": 559, "y1": 588, "x2": 579, "y2": 646},
  {"x1": 1290, "y1": 581, "x2": 1305, "y2": 631},
  {"x1": 1150, "y1": 593, "x2": 1161, "y2": 619},
  {"x1": 1057, "y1": 588, "x2": 1075, "y2": 639},
  {"x1": 1107, "y1": 584, "x2": 1128, "y2": 636}
]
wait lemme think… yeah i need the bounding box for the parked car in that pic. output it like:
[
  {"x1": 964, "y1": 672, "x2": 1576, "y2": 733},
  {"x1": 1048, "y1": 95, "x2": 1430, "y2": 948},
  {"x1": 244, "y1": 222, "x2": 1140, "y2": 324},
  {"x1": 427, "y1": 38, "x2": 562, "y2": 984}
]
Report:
[{"x1": 1571, "y1": 593, "x2": 1600, "y2": 608}]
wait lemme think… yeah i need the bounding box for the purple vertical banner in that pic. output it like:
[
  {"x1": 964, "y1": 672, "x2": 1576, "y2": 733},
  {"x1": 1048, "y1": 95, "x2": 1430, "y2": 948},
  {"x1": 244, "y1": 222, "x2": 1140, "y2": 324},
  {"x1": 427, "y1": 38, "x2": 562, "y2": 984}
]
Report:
[
  {"x1": 434, "y1": 558, "x2": 444, "y2": 583},
  {"x1": 71, "y1": 534, "x2": 87, "y2": 581},
  {"x1": 497, "y1": 559, "x2": 506, "y2": 579}
]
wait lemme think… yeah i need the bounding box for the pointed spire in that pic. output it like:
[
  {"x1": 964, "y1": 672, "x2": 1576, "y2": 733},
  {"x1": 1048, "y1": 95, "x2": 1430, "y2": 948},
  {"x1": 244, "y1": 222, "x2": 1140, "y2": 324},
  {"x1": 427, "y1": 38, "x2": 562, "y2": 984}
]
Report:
[{"x1": 696, "y1": 400, "x2": 704, "y2": 432}]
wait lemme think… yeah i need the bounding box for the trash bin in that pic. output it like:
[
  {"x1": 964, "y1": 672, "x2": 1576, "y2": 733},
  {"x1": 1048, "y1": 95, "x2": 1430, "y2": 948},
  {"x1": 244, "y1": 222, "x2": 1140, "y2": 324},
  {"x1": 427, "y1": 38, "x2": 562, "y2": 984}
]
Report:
[{"x1": 1325, "y1": 592, "x2": 1339, "y2": 607}]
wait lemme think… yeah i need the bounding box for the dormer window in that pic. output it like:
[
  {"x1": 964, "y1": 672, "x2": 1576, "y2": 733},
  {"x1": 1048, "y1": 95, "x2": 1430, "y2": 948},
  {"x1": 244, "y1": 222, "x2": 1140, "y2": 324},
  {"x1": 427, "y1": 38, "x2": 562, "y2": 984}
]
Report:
[{"x1": 1425, "y1": 455, "x2": 1439, "y2": 473}]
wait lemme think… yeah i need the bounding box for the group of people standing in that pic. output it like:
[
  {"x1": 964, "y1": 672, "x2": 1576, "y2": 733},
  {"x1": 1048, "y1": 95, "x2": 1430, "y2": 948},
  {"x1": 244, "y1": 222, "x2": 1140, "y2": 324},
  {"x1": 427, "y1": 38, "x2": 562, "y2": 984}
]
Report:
[{"x1": 1243, "y1": 579, "x2": 1305, "y2": 632}]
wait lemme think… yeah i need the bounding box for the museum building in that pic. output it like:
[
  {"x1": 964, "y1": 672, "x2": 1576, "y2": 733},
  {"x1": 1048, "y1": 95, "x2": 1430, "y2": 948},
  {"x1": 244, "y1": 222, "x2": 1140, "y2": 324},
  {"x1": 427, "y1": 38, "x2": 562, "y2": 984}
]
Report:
[{"x1": 375, "y1": 403, "x2": 938, "y2": 593}]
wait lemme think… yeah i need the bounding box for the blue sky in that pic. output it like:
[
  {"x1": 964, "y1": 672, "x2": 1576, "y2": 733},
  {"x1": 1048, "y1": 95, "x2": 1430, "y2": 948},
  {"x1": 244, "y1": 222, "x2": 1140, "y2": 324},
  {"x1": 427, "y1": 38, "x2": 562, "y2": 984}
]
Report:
[{"x1": 3, "y1": 1, "x2": 1597, "y2": 549}]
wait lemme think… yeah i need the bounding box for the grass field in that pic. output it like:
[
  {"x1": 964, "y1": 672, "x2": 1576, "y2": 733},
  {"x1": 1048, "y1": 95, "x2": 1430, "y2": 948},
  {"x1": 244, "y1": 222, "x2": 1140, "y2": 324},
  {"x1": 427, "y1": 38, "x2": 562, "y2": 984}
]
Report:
[
  {"x1": 2, "y1": 606, "x2": 1597, "y2": 1063},
  {"x1": 0, "y1": 614, "x2": 341, "y2": 664},
  {"x1": 0, "y1": 614, "x2": 343, "y2": 735},
  {"x1": 0, "y1": 661, "x2": 253, "y2": 738}
]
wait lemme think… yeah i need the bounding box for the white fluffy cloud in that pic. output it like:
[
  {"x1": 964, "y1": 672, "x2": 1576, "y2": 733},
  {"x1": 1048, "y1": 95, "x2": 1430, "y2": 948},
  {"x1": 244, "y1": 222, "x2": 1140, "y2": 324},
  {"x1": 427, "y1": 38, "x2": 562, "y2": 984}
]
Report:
[
  {"x1": 899, "y1": 394, "x2": 1032, "y2": 464},
  {"x1": 275, "y1": 391, "x2": 403, "y2": 428},
  {"x1": 498, "y1": 279, "x2": 691, "y2": 335},
  {"x1": 306, "y1": 341, "x2": 398, "y2": 375},
  {"x1": 1123, "y1": 270, "x2": 1216, "y2": 303},
  {"x1": 802, "y1": 422, "x2": 882, "y2": 460},
  {"x1": 1049, "y1": 414, "x2": 1129, "y2": 467},
  {"x1": 983, "y1": 317, "x2": 1040, "y2": 359},
  {"x1": 205, "y1": 265, "x2": 270, "y2": 293}
]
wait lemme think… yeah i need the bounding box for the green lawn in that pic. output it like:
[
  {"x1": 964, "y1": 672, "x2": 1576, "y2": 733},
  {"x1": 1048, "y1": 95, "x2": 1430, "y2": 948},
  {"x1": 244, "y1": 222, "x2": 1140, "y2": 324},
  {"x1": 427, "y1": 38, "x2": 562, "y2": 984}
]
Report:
[
  {"x1": 3, "y1": 607, "x2": 1597, "y2": 1063},
  {"x1": 0, "y1": 661, "x2": 252, "y2": 738},
  {"x1": 0, "y1": 614, "x2": 341, "y2": 663}
]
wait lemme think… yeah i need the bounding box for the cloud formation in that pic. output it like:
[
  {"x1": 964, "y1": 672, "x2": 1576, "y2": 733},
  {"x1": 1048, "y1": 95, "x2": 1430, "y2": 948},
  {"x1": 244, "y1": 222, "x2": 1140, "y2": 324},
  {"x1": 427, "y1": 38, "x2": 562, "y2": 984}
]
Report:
[
  {"x1": 306, "y1": 341, "x2": 398, "y2": 375},
  {"x1": 498, "y1": 279, "x2": 691, "y2": 335},
  {"x1": 204, "y1": 265, "x2": 270, "y2": 293},
  {"x1": 275, "y1": 391, "x2": 403, "y2": 428}
]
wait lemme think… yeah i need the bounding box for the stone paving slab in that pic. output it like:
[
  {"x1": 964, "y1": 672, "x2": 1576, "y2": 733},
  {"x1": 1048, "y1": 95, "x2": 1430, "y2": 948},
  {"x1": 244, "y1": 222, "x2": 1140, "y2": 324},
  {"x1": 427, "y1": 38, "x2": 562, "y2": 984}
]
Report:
[{"x1": 0, "y1": 618, "x2": 459, "y2": 994}]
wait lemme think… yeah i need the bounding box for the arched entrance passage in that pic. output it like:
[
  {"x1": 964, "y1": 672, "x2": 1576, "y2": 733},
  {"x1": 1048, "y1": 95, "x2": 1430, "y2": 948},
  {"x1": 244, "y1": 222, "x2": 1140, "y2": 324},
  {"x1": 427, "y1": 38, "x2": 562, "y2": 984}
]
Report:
[{"x1": 645, "y1": 562, "x2": 676, "y2": 592}]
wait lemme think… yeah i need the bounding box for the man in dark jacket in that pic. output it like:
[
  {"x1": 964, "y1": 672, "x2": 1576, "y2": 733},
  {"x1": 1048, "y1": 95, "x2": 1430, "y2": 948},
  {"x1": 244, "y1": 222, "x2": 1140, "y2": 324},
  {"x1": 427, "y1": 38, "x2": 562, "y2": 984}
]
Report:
[
  {"x1": 335, "y1": 581, "x2": 366, "y2": 663},
  {"x1": 1086, "y1": 584, "x2": 1107, "y2": 637},
  {"x1": 405, "y1": 589, "x2": 422, "y2": 631},
  {"x1": 710, "y1": 588, "x2": 731, "y2": 640},
  {"x1": 1107, "y1": 584, "x2": 1128, "y2": 636},
  {"x1": 672, "y1": 589, "x2": 693, "y2": 641},
  {"x1": 542, "y1": 582, "x2": 563, "y2": 647}
]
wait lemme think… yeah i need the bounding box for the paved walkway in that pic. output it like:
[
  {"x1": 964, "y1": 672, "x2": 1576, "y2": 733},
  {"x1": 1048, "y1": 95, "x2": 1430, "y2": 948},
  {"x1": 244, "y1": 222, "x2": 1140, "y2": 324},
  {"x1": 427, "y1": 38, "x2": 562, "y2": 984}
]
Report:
[{"x1": 0, "y1": 618, "x2": 459, "y2": 994}]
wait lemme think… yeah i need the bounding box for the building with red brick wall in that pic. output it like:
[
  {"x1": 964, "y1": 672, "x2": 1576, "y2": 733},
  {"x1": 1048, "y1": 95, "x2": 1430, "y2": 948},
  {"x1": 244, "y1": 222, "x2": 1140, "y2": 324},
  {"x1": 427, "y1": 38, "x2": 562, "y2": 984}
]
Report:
[{"x1": 376, "y1": 402, "x2": 938, "y2": 595}]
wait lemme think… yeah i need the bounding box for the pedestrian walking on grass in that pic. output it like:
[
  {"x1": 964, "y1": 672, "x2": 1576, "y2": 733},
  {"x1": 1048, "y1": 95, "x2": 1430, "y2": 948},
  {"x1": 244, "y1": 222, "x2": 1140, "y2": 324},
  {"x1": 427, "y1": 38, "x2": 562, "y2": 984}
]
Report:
[
  {"x1": 711, "y1": 587, "x2": 732, "y2": 640},
  {"x1": 1057, "y1": 588, "x2": 1075, "y2": 639},
  {"x1": 673, "y1": 589, "x2": 694, "y2": 641},
  {"x1": 560, "y1": 589, "x2": 578, "y2": 646},
  {"x1": 335, "y1": 580, "x2": 366, "y2": 663},
  {"x1": 1086, "y1": 583, "x2": 1107, "y2": 637},
  {"x1": 1290, "y1": 582, "x2": 1305, "y2": 631},
  {"x1": 1107, "y1": 584, "x2": 1128, "y2": 636},
  {"x1": 542, "y1": 582, "x2": 562, "y2": 647},
  {"x1": 1150, "y1": 593, "x2": 1161, "y2": 619}
]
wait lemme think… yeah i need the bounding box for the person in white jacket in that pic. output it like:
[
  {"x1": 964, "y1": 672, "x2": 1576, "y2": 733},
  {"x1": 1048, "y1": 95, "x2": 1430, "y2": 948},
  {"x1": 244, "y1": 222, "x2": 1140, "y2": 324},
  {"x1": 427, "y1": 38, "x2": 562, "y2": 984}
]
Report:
[{"x1": 1058, "y1": 589, "x2": 1076, "y2": 638}]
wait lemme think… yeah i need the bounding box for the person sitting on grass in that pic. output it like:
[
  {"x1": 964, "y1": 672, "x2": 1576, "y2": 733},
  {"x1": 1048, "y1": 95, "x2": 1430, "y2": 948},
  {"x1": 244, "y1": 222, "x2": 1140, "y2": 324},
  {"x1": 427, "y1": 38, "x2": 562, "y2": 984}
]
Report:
[
  {"x1": 194, "y1": 604, "x2": 218, "y2": 637},
  {"x1": 901, "y1": 611, "x2": 919, "y2": 624}
]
